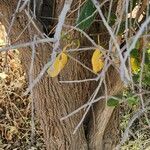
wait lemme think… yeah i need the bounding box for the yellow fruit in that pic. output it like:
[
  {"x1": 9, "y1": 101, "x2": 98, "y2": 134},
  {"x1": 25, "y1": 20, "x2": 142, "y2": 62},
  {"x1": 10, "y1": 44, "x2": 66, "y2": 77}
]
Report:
[
  {"x1": 130, "y1": 57, "x2": 140, "y2": 74},
  {"x1": 47, "y1": 52, "x2": 68, "y2": 77},
  {"x1": 92, "y1": 49, "x2": 104, "y2": 74}
]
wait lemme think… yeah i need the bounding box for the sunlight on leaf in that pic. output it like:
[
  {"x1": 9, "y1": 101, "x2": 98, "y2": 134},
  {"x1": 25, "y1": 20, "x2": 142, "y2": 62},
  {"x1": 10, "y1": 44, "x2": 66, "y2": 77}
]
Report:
[
  {"x1": 130, "y1": 49, "x2": 140, "y2": 74},
  {"x1": 130, "y1": 57, "x2": 140, "y2": 74},
  {"x1": 91, "y1": 49, "x2": 104, "y2": 74},
  {"x1": 47, "y1": 52, "x2": 68, "y2": 77}
]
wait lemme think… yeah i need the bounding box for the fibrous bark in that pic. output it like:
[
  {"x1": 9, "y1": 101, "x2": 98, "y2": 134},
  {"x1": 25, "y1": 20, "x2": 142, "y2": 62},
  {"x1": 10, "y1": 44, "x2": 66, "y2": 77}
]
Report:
[{"x1": 0, "y1": 0, "x2": 123, "y2": 149}]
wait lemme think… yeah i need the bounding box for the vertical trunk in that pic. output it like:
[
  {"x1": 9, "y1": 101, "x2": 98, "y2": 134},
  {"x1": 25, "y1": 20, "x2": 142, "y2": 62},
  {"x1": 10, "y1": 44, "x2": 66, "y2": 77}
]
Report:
[
  {"x1": 0, "y1": 0, "x2": 123, "y2": 149},
  {"x1": 88, "y1": 68, "x2": 123, "y2": 149},
  {"x1": 21, "y1": 45, "x2": 91, "y2": 150}
]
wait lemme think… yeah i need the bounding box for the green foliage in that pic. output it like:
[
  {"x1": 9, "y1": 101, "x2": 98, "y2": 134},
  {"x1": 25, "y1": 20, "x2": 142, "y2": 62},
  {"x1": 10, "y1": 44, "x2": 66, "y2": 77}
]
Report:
[
  {"x1": 104, "y1": 11, "x2": 117, "y2": 26},
  {"x1": 130, "y1": 48, "x2": 139, "y2": 58},
  {"x1": 144, "y1": 51, "x2": 150, "y2": 65},
  {"x1": 76, "y1": 0, "x2": 96, "y2": 30},
  {"x1": 107, "y1": 98, "x2": 119, "y2": 107},
  {"x1": 143, "y1": 64, "x2": 150, "y2": 86},
  {"x1": 121, "y1": 48, "x2": 150, "y2": 147},
  {"x1": 130, "y1": 48, "x2": 141, "y2": 74},
  {"x1": 131, "y1": 47, "x2": 150, "y2": 86},
  {"x1": 122, "y1": 91, "x2": 139, "y2": 107},
  {"x1": 127, "y1": 96, "x2": 139, "y2": 106},
  {"x1": 117, "y1": 21, "x2": 126, "y2": 35},
  {"x1": 117, "y1": 18, "x2": 136, "y2": 35},
  {"x1": 142, "y1": 48, "x2": 150, "y2": 86}
]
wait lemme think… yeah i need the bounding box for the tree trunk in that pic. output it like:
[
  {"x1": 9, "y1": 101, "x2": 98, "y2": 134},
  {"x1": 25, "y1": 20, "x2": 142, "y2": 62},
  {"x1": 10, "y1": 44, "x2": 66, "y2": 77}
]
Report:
[{"x1": 0, "y1": 0, "x2": 123, "y2": 149}]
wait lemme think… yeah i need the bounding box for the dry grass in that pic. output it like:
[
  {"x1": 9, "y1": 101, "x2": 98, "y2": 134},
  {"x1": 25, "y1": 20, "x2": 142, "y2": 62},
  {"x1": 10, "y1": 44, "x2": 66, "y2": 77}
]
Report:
[
  {"x1": 0, "y1": 0, "x2": 150, "y2": 149},
  {"x1": 0, "y1": 24, "x2": 45, "y2": 150},
  {"x1": 120, "y1": 103, "x2": 150, "y2": 150}
]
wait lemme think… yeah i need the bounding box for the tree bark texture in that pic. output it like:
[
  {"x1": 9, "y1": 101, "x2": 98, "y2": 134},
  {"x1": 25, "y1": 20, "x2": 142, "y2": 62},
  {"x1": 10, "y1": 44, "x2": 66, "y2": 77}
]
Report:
[{"x1": 0, "y1": 0, "x2": 123, "y2": 149}]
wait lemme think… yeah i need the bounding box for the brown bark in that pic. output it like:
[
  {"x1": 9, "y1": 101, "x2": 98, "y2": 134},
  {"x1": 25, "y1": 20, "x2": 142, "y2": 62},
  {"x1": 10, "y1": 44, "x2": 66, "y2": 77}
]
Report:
[
  {"x1": 0, "y1": 0, "x2": 123, "y2": 150},
  {"x1": 88, "y1": 68, "x2": 123, "y2": 149}
]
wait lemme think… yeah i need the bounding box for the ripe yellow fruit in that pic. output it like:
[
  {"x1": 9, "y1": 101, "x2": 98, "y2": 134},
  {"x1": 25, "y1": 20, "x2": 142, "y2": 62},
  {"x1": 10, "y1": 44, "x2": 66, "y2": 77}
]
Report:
[
  {"x1": 47, "y1": 52, "x2": 68, "y2": 77},
  {"x1": 92, "y1": 49, "x2": 104, "y2": 74},
  {"x1": 130, "y1": 57, "x2": 140, "y2": 74}
]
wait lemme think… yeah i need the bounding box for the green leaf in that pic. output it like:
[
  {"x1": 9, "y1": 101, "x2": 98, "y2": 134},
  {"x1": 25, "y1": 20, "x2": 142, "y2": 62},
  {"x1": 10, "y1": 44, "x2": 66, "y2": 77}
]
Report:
[
  {"x1": 127, "y1": 97, "x2": 139, "y2": 106},
  {"x1": 143, "y1": 76, "x2": 150, "y2": 86},
  {"x1": 145, "y1": 51, "x2": 150, "y2": 65},
  {"x1": 130, "y1": 49, "x2": 141, "y2": 75},
  {"x1": 109, "y1": 13, "x2": 117, "y2": 26},
  {"x1": 130, "y1": 48, "x2": 139, "y2": 58},
  {"x1": 117, "y1": 18, "x2": 135, "y2": 35},
  {"x1": 104, "y1": 11, "x2": 117, "y2": 26},
  {"x1": 107, "y1": 98, "x2": 119, "y2": 107},
  {"x1": 76, "y1": 0, "x2": 96, "y2": 30},
  {"x1": 132, "y1": 74, "x2": 139, "y2": 82}
]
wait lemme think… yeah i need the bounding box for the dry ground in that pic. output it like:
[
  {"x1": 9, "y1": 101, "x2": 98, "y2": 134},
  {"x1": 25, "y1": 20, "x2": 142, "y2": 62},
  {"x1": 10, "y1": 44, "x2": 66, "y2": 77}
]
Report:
[{"x1": 0, "y1": 23, "x2": 45, "y2": 150}]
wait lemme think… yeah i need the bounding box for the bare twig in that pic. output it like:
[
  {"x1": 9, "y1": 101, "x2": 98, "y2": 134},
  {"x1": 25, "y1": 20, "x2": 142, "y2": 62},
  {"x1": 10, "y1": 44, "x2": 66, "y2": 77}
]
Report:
[
  {"x1": 138, "y1": 39, "x2": 150, "y2": 126},
  {"x1": 64, "y1": 0, "x2": 109, "y2": 37},
  {"x1": 24, "y1": 59, "x2": 53, "y2": 95},
  {"x1": 67, "y1": 54, "x2": 96, "y2": 74},
  {"x1": 124, "y1": 16, "x2": 150, "y2": 61},
  {"x1": 59, "y1": 78, "x2": 96, "y2": 83},
  {"x1": 0, "y1": 37, "x2": 54, "y2": 52},
  {"x1": 7, "y1": 0, "x2": 22, "y2": 36},
  {"x1": 60, "y1": 95, "x2": 105, "y2": 121},
  {"x1": 19, "y1": 0, "x2": 29, "y2": 12},
  {"x1": 53, "y1": 0, "x2": 73, "y2": 52},
  {"x1": 115, "y1": 108, "x2": 149, "y2": 150},
  {"x1": 29, "y1": 35, "x2": 36, "y2": 144},
  {"x1": 73, "y1": 76, "x2": 104, "y2": 134},
  {"x1": 64, "y1": 25, "x2": 106, "y2": 52},
  {"x1": 91, "y1": 0, "x2": 131, "y2": 83}
]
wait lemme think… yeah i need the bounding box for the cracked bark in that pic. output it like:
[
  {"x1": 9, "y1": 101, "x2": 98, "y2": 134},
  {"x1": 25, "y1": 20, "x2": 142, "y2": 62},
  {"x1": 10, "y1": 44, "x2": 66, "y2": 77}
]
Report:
[{"x1": 0, "y1": 0, "x2": 123, "y2": 149}]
